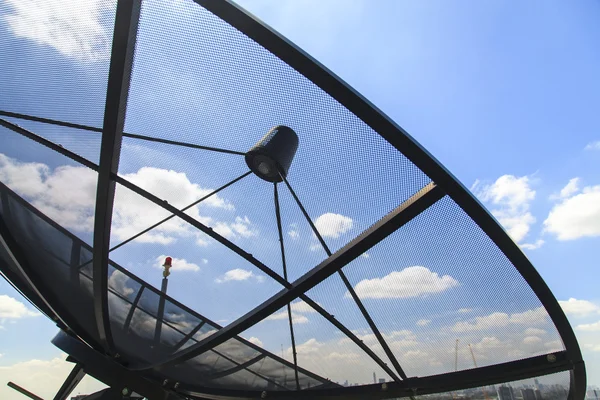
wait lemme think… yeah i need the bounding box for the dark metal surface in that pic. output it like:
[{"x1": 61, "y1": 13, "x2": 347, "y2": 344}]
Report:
[
  {"x1": 7, "y1": 382, "x2": 44, "y2": 400},
  {"x1": 53, "y1": 363, "x2": 86, "y2": 400},
  {"x1": 246, "y1": 126, "x2": 299, "y2": 182},
  {"x1": 179, "y1": 351, "x2": 574, "y2": 400},
  {"x1": 92, "y1": 0, "x2": 141, "y2": 353},
  {"x1": 0, "y1": 186, "x2": 103, "y2": 351},
  {"x1": 52, "y1": 331, "x2": 183, "y2": 400}
]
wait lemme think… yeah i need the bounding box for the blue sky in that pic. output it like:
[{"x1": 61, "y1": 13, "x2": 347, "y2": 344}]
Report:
[{"x1": 0, "y1": 0, "x2": 599, "y2": 397}]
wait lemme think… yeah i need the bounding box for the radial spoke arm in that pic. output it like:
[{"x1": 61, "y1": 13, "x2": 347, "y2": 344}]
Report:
[
  {"x1": 110, "y1": 171, "x2": 252, "y2": 252},
  {"x1": 274, "y1": 182, "x2": 300, "y2": 390},
  {"x1": 0, "y1": 109, "x2": 245, "y2": 156}
]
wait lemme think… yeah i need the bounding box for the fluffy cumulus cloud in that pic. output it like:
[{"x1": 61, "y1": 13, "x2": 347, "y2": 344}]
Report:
[
  {"x1": 520, "y1": 239, "x2": 544, "y2": 250},
  {"x1": 0, "y1": 154, "x2": 262, "y2": 246},
  {"x1": 248, "y1": 337, "x2": 263, "y2": 347},
  {"x1": 351, "y1": 266, "x2": 459, "y2": 299},
  {"x1": 0, "y1": 354, "x2": 106, "y2": 399},
  {"x1": 3, "y1": 0, "x2": 113, "y2": 62},
  {"x1": 0, "y1": 295, "x2": 40, "y2": 319},
  {"x1": 585, "y1": 140, "x2": 600, "y2": 151},
  {"x1": 472, "y1": 175, "x2": 536, "y2": 244},
  {"x1": 544, "y1": 179, "x2": 600, "y2": 240},
  {"x1": 265, "y1": 301, "x2": 317, "y2": 324},
  {"x1": 314, "y1": 213, "x2": 353, "y2": 238},
  {"x1": 524, "y1": 328, "x2": 547, "y2": 336},
  {"x1": 451, "y1": 307, "x2": 548, "y2": 332},
  {"x1": 554, "y1": 178, "x2": 580, "y2": 199},
  {"x1": 154, "y1": 255, "x2": 200, "y2": 273},
  {"x1": 265, "y1": 310, "x2": 308, "y2": 324},
  {"x1": 558, "y1": 298, "x2": 600, "y2": 317},
  {"x1": 416, "y1": 319, "x2": 431, "y2": 326},
  {"x1": 577, "y1": 320, "x2": 600, "y2": 332},
  {"x1": 215, "y1": 268, "x2": 264, "y2": 283}
]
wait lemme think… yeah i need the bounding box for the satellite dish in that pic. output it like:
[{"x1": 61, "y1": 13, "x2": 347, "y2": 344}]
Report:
[{"x1": 0, "y1": 0, "x2": 584, "y2": 399}]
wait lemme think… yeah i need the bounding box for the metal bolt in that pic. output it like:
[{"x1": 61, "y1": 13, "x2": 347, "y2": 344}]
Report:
[
  {"x1": 382, "y1": 383, "x2": 388, "y2": 391},
  {"x1": 174, "y1": 382, "x2": 180, "y2": 389},
  {"x1": 122, "y1": 388, "x2": 129, "y2": 396},
  {"x1": 163, "y1": 379, "x2": 169, "y2": 386},
  {"x1": 547, "y1": 354, "x2": 557, "y2": 363},
  {"x1": 261, "y1": 391, "x2": 268, "y2": 398}
]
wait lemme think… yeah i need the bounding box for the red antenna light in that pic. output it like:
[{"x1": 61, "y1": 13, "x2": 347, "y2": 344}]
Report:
[{"x1": 162, "y1": 257, "x2": 173, "y2": 278}]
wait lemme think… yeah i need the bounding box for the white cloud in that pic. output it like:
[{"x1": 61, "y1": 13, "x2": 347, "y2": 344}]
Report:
[
  {"x1": 265, "y1": 310, "x2": 308, "y2": 324},
  {"x1": 520, "y1": 239, "x2": 545, "y2": 250},
  {"x1": 558, "y1": 178, "x2": 580, "y2": 198},
  {"x1": 0, "y1": 354, "x2": 106, "y2": 399},
  {"x1": 107, "y1": 270, "x2": 134, "y2": 297},
  {"x1": 248, "y1": 337, "x2": 263, "y2": 347},
  {"x1": 577, "y1": 320, "x2": 600, "y2": 332},
  {"x1": 544, "y1": 183, "x2": 600, "y2": 240},
  {"x1": 524, "y1": 328, "x2": 547, "y2": 336},
  {"x1": 351, "y1": 266, "x2": 458, "y2": 299},
  {"x1": 154, "y1": 255, "x2": 200, "y2": 273},
  {"x1": 361, "y1": 253, "x2": 370, "y2": 258},
  {"x1": 452, "y1": 307, "x2": 548, "y2": 332},
  {"x1": 473, "y1": 175, "x2": 536, "y2": 243},
  {"x1": 3, "y1": 0, "x2": 113, "y2": 62},
  {"x1": 213, "y1": 216, "x2": 257, "y2": 240},
  {"x1": 458, "y1": 308, "x2": 473, "y2": 314},
  {"x1": 0, "y1": 295, "x2": 40, "y2": 319},
  {"x1": 215, "y1": 268, "x2": 264, "y2": 283},
  {"x1": 309, "y1": 243, "x2": 322, "y2": 252},
  {"x1": 523, "y1": 336, "x2": 542, "y2": 345},
  {"x1": 287, "y1": 223, "x2": 299, "y2": 239},
  {"x1": 558, "y1": 298, "x2": 600, "y2": 317},
  {"x1": 584, "y1": 141, "x2": 600, "y2": 151},
  {"x1": 0, "y1": 154, "x2": 263, "y2": 246},
  {"x1": 314, "y1": 213, "x2": 353, "y2": 238},
  {"x1": 290, "y1": 300, "x2": 317, "y2": 314},
  {"x1": 584, "y1": 343, "x2": 600, "y2": 352},
  {"x1": 416, "y1": 319, "x2": 431, "y2": 326}
]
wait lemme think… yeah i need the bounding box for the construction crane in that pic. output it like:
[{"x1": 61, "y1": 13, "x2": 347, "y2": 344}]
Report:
[{"x1": 468, "y1": 344, "x2": 491, "y2": 400}]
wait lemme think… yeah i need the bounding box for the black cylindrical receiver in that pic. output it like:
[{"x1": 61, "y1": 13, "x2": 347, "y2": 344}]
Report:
[{"x1": 245, "y1": 125, "x2": 299, "y2": 182}]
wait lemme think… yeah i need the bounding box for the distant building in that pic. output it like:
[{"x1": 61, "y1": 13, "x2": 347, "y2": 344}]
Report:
[
  {"x1": 534, "y1": 389, "x2": 543, "y2": 400},
  {"x1": 343, "y1": 380, "x2": 348, "y2": 387},
  {"x1": 497, "y1": 385, "x2": 516, "y2": 400},
  {"x1": 379, "y1": 378, "x2": 386, "y2": 384},
  {"x1": 373, "y1": 372, "x2": 376, "y2": 384},
  {"x1": 522, "y1": 388, "x2": 536, "y2": 400}
]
